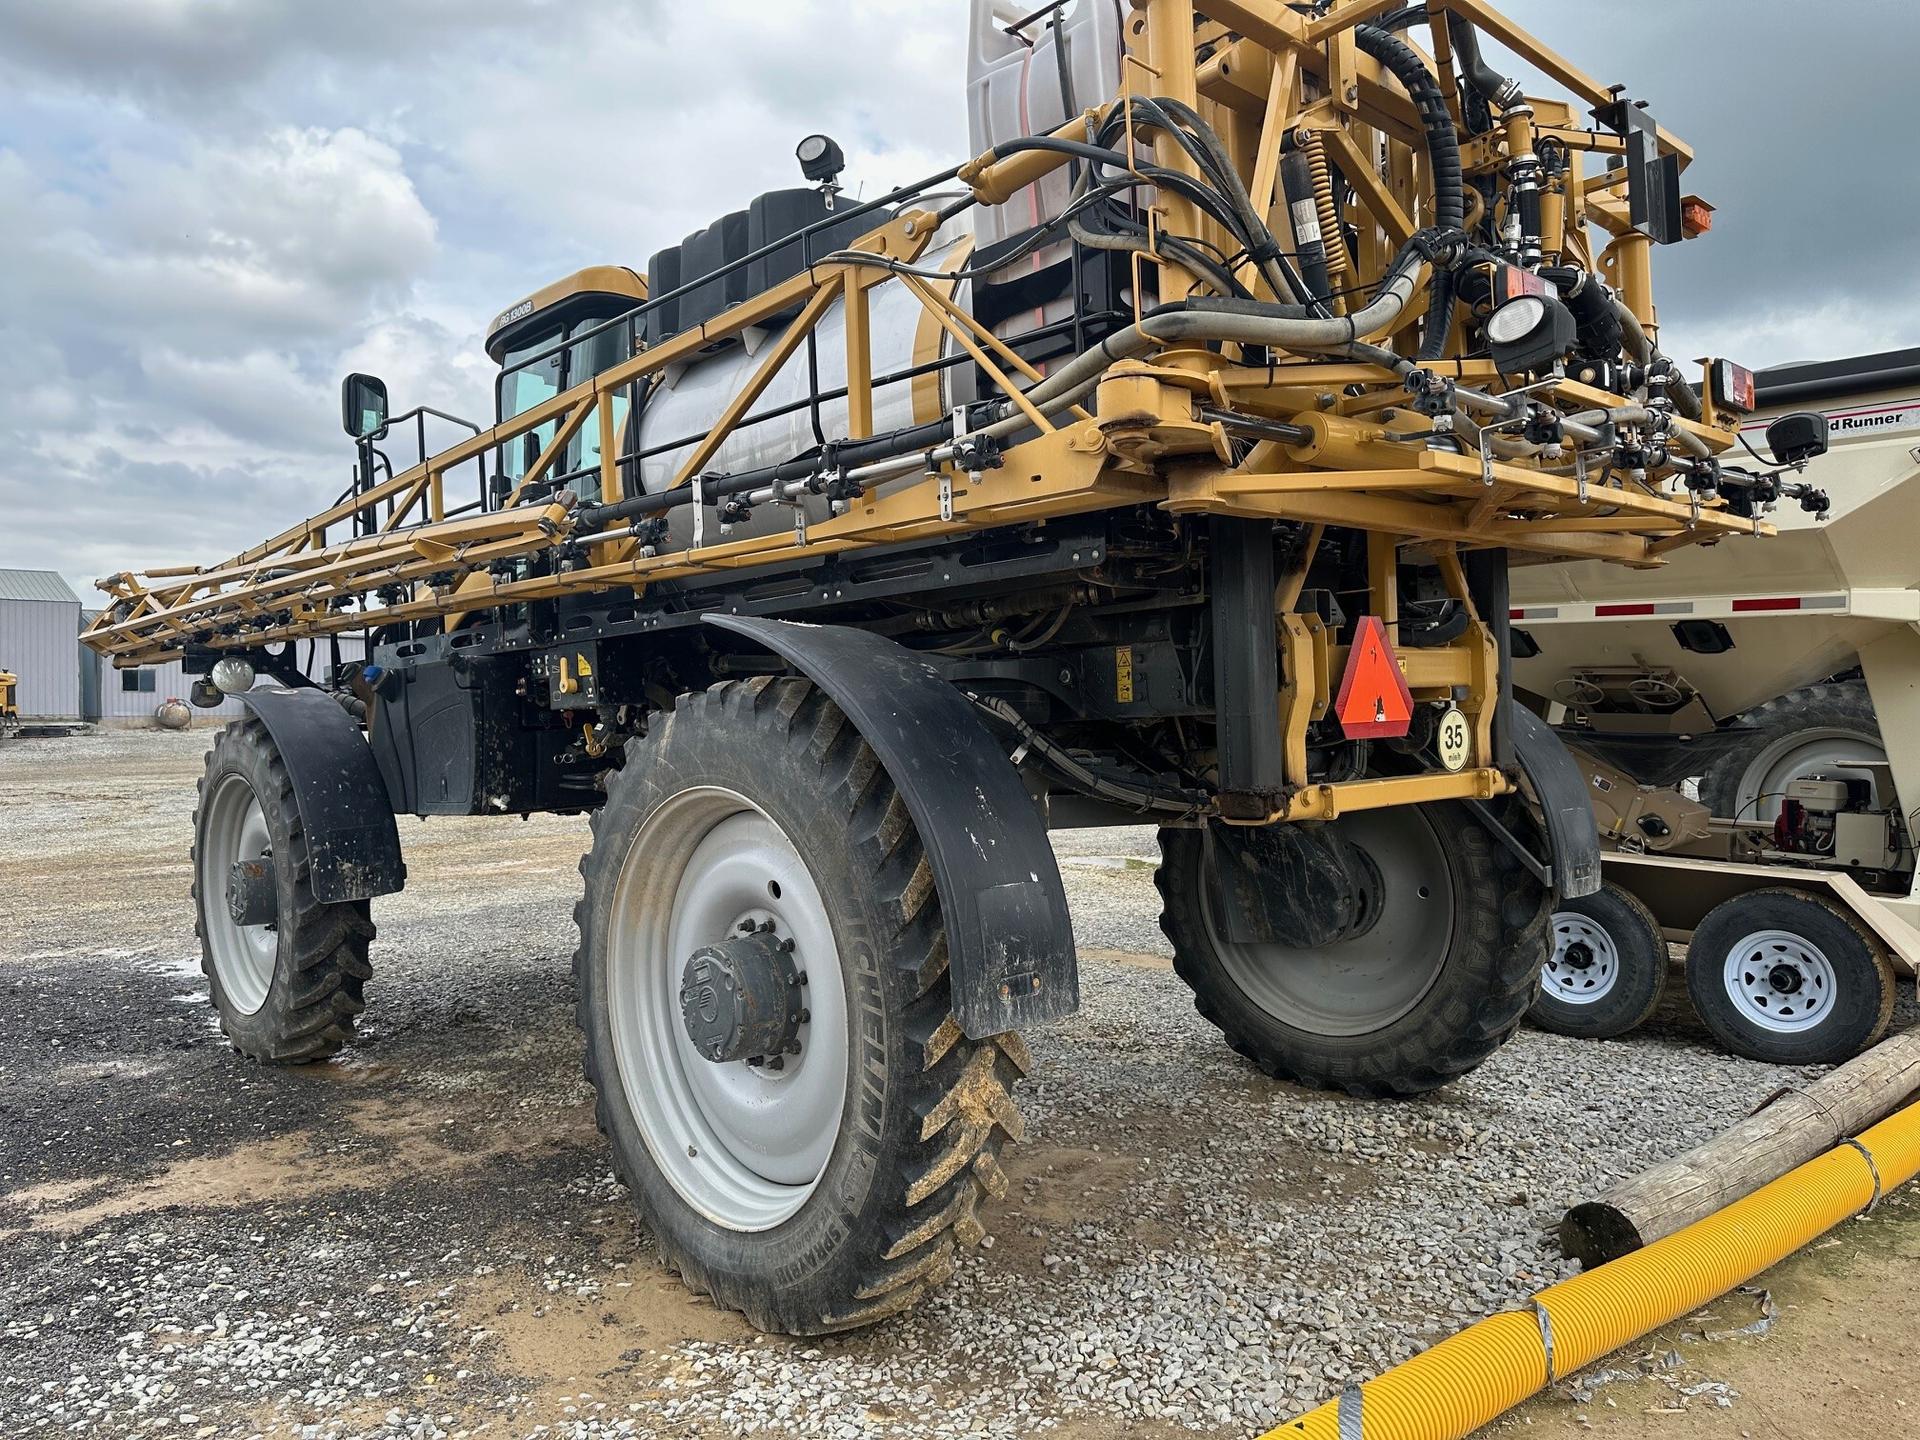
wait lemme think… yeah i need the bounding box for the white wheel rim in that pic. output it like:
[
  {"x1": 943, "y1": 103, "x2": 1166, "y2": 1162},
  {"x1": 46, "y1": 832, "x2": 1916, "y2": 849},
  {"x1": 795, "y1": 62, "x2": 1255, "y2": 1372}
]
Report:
[
  {"x1": 1721, "y1": 928, "x2": 1837, "y2": 1034},
  {"x1": 607, "y1": 786, "x2": 849, "y2": 1232},
  {"x1": 198, "y1": 772, "x2": 277, "y2": 1016},
  {"x1": 1542, "y1": 911, "x2": 1621, "y2": 1005},
  {"x1": 1734, "y1": 730, "x2": 1886, "y2": 823}
]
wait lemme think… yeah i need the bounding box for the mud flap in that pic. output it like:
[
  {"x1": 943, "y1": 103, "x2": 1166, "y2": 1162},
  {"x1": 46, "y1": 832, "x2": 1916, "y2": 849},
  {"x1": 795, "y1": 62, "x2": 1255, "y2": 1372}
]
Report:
[
  {"x1": 236, "y1": 686, "x2": 406, "y2": 903},
  {"x1": 706, "y1": 615, "x2": 1079, "y2": 1038},
  {"x1": 1505, "y1": 705, "x2": 1603, "y2": 899}
]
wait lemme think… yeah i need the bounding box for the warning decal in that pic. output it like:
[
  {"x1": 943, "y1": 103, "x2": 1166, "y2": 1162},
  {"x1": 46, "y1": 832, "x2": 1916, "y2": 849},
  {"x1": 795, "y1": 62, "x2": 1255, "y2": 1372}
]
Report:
[{"x1": 1334, "y1": 616, "x2": 1415, "y2": 740}]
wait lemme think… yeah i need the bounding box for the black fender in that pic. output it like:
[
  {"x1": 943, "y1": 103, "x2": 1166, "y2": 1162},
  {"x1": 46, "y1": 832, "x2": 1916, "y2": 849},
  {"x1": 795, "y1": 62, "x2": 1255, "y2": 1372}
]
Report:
[
  {"x1": 706, "y1": 615, "x2": 1078, "y2": 1038},
  {"x1": 236, "y1": 686, "x2": 407, "y2": 903},
  {"x1": 1507, "y1": 705, "x2": 1602, "y2": 899}
]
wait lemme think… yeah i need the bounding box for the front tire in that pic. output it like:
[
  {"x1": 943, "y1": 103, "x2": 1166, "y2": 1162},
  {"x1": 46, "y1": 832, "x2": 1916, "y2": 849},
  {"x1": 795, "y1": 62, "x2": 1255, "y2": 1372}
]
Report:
[
  {"x1": 191, "y1": 717, "x2": 374, "y2": 1063},
  {"x1": 1530, "y1": 881, "x2": 1667, "y2": 1040},
  {"x1": 574, "y1": 679, "x2": 1026, "y2": 1334},
  {"x1": 1156, "y1": 802, "x2": 1550, "y2": 1097}
]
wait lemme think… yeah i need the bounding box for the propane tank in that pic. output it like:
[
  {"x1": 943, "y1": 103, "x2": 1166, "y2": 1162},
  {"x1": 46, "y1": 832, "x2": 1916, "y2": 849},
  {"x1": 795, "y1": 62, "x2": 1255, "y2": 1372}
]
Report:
[{"x1": 154, "y1": 697, "x2": 193, "y2": 730}]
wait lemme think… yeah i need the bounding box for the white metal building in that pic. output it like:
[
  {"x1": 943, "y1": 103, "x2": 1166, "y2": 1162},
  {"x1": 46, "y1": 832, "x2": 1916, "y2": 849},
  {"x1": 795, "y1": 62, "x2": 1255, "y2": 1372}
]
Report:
[
  {"x1": 79, "y1": 619, "x2": 368, "y2": 728},
  {"x1": 0, "y1": 569, "x2": 83, "y2": 721}
]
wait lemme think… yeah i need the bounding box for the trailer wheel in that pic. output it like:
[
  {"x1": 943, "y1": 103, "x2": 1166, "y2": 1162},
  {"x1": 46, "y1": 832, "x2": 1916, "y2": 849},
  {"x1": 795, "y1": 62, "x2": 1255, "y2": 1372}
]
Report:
[
  {"x1": 1155, "y1": 802, "x2": 1549, "y2": 1097},
  {"x1": 191, "y1": 717, "x2": 374, "y2": 1063},
  {"x1": 1697, "y1": 682, "x2": 1884, "y2": 823},
  {"x1": 1530, "y1": 881, "x2": 1667, "y2": 1040},
  {"x1": 574, "y1": 678, "x2": 1026, "y2": 1334},
  {"x1": 1685, "y1": 887, "x2": 1896, "y2": 1065}
]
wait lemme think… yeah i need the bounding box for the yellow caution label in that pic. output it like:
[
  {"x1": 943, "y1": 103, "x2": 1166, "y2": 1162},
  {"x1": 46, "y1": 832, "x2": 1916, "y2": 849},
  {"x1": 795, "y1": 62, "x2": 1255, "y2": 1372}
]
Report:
[{"x1": 1115, "y1": 645, "x2": 1135, "y2": 703}]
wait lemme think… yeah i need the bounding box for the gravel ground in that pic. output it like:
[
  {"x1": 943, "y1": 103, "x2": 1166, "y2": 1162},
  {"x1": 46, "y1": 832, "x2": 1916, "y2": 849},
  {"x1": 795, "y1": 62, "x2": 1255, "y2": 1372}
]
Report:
[{"x1": 2, "y1": 728, "x2": 1914, "y2": 1440}]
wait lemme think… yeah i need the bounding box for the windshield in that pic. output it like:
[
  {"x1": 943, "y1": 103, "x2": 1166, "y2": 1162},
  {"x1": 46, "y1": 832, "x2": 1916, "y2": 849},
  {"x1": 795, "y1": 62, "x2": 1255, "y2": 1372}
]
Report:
[{"x1": 493, "y1": 312, "x2": 633, "y2": 505}]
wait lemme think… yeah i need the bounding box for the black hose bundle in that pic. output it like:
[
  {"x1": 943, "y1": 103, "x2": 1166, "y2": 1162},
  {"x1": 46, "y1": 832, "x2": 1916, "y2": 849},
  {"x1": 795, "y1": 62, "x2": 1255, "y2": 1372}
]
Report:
[{"x1": 1353, "y1": 22, "x2": 1464, "y2": 360}]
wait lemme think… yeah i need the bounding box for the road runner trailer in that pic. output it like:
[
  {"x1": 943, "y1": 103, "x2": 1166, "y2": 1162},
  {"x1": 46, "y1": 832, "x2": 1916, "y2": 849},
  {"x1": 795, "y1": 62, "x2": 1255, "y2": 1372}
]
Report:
[
  {"x1": 81, "y1": 0, "x2": 1815, "y2": 1332},
  {"x1": 1513, "y1": 346, "x2": 1920, "y2": 925}
]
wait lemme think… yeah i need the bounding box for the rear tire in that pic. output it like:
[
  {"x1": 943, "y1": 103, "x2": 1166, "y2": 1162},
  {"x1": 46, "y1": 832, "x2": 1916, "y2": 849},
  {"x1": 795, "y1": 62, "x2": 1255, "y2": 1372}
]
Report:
[
  {"x1": 191, "y1": 717, "x2": 374, "y2": 1063},
  {"x1": 1697, "y1": 682, "x2": 1884, "y2": 823},
  {"x1": 1156, "y1": 802, "x2": 1550, "y2": 1097},
  {"x1": 1530, "y1": 881, "x2": 1667, "y2": 1040},
  {"x1": 574, "y1": 679, "x2": 1026, "y2": 1334},
  {"x1": 1685, "y1": 887, "x2": 1895, "y2": 1065}
]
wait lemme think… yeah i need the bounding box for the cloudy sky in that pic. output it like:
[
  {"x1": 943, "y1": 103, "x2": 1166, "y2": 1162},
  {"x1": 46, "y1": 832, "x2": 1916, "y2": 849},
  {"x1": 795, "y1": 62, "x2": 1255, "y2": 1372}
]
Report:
[{"x1": 2, "y1": 0, "x2": 1915, "y2": 601}]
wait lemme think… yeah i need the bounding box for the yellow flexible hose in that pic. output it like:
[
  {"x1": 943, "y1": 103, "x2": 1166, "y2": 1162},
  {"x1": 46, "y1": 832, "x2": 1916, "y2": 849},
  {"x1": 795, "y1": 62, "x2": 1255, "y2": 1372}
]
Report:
[
  {"x1": 1304, "y1": 135, "x2": 1353, "y2": 306},
  {"x1": 1265, "y1": 1096, "x2": 1920, "y2": 1440}
]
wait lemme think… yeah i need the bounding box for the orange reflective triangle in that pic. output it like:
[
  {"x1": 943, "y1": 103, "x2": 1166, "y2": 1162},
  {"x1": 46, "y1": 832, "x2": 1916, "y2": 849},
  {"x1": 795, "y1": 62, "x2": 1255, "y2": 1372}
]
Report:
[{"x1": 1334, "y1": 616, "x2": 1415, "y2": 740}]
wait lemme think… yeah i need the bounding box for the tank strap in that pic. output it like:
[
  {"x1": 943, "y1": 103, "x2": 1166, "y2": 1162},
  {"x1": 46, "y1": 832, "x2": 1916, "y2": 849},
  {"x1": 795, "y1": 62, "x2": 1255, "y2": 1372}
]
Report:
[
  {"x1": 1337, "y1": 1385, "x2": 1366, "y2": 1440},
  {"x1": 1532, "y1": 1299, "x2": 1559, "y2": 1385},
  {"x1": 1837, "y1": 1136, "x2": 1883, "y2": 1213}
]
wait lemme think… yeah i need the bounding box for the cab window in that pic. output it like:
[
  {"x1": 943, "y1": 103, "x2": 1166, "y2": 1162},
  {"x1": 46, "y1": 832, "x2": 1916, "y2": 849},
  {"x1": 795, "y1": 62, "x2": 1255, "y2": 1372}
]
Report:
[{"x1": 492, "y1": 310, "x2": 633, "y2": 505}]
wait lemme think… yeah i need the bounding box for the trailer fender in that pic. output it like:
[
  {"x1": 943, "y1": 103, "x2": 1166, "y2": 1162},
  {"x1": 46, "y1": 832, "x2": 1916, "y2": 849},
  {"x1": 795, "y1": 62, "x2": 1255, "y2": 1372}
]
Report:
[
  {"x1": 235, "y1": 686, "x2": 407, "y2": 903},
  {"x1": 1508, "y1": 704, "x2": 1603, "y2": 899},
  {"x1": 705, "y1": 615, "x2": 1078, "y2": 1038}
]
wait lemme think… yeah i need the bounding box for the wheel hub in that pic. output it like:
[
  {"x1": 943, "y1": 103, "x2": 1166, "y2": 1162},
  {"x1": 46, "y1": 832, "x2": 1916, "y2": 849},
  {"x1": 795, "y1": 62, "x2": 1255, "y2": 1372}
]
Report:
[
  {"x1": 1543, "y1": 911, "x2": 1621, "y2": 1004},
  {"x1": 225, "y1": 857, "x2": 278, "y2": 928},
  {"x1": 1724, "y1": 929, "x2": 1835, "y2": 1033},
  {"x1": 678, "y1": 923, "x2": 807, "y2": 1066}
]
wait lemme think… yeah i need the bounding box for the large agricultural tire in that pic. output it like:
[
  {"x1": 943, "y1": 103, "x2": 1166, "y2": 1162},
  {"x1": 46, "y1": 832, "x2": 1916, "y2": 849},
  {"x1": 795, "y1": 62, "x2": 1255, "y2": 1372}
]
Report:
[
  {"x1": 1696, "y1": 682, "x2": 1884, "y2": 823},
  {"x1": 1530, "y1": 880, "x2": 1667, "y2": 1040},
  {"x1": 191, "y1": 717, "x2": 374, "y2": 1063},
  {"x1": 1155, "y1": 802, "x2": 1551, "y2": 1097},
  {"x1": 1684, "y1": 887, "x2": 1896, "y2": 1066},
  {"x1": 573, "y1": 678, "x2": 1027, "y2": 1334}
]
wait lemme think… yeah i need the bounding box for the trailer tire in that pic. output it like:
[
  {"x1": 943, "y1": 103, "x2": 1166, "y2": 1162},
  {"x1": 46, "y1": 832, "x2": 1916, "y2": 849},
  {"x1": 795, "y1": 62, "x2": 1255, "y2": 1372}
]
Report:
[
  {"x1": 1696, "y1": 682, "x2": 1884, "y2": 822},
  {"x1": 191, "y1": 717, "x2": 374, "y2": 1063},
  {"x1": 1685, "y1": 887, "x2": 1895, "y2": 1066},
  {"x1": 574, "y1": 678, "x2": 1026, "y2": 1334},
  {"x1": 1530, "y1": 881, "x2": 1667, "y2": 1040},
  {"x1": 1156, "y1": 802, "x2": 1550, "y2": 1097}
]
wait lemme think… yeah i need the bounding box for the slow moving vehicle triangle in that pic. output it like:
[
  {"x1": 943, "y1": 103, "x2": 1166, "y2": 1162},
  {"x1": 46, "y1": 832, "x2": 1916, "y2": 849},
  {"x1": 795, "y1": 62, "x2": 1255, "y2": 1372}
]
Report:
[{"x1": 1334, "y1": 616, "x2": 1415, "y2": 740}]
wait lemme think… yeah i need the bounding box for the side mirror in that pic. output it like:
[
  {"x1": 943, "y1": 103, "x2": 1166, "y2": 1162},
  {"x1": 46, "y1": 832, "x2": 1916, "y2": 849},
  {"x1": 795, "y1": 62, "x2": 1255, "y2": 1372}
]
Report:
[{"x1": 341, "y1": 373, "x2": 389, "y2": 439}]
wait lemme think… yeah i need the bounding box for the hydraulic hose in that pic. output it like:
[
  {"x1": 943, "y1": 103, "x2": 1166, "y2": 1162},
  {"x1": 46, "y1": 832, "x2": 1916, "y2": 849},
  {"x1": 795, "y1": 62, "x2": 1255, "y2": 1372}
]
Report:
[
  {"x1": 1268, "y1": 1094, "x2": 1920, "y2": 1439},
  {"x1": 1353, "y1": 24, "x2": 1463, "y2": 359},
  {"x1": 1611, "y1": 299, "x2": 1705, "y2": 420},
  {"x1": 1446, "y1": 13, "x2": 1523, "y2": 110}
]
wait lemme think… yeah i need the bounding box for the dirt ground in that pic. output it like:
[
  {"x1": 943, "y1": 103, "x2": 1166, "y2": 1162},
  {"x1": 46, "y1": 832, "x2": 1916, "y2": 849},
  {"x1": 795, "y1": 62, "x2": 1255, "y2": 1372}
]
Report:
[{"x1": 2, "y1": 728, "x2": 1915, "y2": 1440}]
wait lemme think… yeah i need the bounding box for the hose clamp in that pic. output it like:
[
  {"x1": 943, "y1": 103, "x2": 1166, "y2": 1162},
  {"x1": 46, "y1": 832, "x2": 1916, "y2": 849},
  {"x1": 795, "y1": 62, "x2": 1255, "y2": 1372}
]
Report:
[
  {"x1": 1838, "y1": 1137, "x2": 1883, "y2": 1213},
  {"x1": 1337, "y1": 1385, "x2": 1365, "y2": 1440},
  {"x1": 1532, "y1": 1300, "x2": 1559, "y2": 1385}
]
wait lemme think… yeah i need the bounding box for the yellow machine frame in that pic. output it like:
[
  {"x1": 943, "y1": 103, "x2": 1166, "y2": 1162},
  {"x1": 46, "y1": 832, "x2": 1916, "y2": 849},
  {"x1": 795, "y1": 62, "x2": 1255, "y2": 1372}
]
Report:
[{"x1": 84, "y1": 0, "x2": 1757, "y2": 826}]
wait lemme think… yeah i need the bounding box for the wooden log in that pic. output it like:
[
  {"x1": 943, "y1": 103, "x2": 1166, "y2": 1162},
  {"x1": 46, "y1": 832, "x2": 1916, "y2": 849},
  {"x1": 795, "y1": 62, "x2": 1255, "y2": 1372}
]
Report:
[{"x1": 1560, "y1": 1027, "x2": 1920, "y2": 1268}]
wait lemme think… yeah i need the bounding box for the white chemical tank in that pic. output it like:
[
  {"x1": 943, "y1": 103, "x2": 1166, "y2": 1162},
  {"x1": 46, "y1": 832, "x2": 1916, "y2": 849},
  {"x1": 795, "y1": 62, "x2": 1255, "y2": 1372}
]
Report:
[{"x1": 637, "y1": 224, "x2": 976, "y2": 493}]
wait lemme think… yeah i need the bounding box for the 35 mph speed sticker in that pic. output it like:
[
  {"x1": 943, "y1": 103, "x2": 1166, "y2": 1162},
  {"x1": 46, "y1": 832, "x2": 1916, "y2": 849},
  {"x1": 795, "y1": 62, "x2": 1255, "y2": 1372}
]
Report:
[{"x1": 1435, "y1": 706, "x2": 1471, "y2": 772}]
